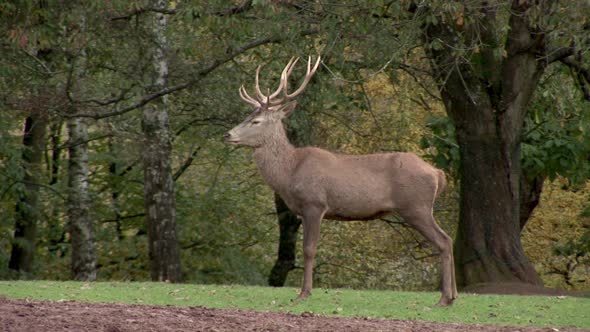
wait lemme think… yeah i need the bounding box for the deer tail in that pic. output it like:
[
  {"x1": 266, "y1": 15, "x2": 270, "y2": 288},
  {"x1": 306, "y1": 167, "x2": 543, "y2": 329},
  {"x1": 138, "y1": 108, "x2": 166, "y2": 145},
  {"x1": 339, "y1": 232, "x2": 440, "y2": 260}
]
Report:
[{"x1": 435, "y1": 169, "x2": 447, "y2": 199}]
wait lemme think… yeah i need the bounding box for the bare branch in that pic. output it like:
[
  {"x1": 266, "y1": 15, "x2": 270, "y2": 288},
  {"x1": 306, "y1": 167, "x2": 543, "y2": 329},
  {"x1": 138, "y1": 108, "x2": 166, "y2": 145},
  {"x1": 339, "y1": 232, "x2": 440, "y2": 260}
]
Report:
[{"x1": 110, "y1": 7, "x2": 177, "y2": 21}]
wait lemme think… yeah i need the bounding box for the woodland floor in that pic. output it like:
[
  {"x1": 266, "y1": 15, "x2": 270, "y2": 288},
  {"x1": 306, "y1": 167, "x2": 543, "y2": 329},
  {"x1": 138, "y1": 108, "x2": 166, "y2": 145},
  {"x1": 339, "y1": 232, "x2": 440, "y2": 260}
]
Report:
[{"x1": 0, "y1": 297, "x2": 587, "y2": 332}]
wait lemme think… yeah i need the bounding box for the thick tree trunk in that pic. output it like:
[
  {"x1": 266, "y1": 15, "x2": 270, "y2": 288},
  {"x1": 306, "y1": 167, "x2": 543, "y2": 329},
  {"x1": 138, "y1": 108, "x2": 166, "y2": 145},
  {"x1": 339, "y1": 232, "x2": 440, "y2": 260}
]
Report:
[
  {"x1": 453, "y1": 127, "x2": 542, "y2": 286},
  {"x1": 9, "y1": 114, "x2": 47, "y2": 273},
  {"x1": 143, "y1": 0, "x2": 181, "y2": 282},
  {"x1": 268, "y1": 194, "x2": 301, "y2": 286},
  {"x1": 67, "y1": 117, "x2": 97, "y2": 281}
]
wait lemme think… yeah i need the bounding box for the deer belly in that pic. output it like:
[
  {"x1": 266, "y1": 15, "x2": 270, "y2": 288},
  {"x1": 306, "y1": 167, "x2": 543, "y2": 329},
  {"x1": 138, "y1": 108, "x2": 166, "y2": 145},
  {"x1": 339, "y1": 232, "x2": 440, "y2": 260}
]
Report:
[{"x1": 324, "y1": 188, "x2": 394, "y2": 221}]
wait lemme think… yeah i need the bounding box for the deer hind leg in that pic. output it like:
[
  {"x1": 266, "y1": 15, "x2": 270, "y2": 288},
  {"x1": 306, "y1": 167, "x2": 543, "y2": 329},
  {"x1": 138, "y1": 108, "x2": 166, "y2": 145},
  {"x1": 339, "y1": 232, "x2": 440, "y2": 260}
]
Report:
[
  {"x1": 401, "y1": 210, "x2": 455, "y2": 306},
  {"x1": 297, "y1": 206, "x2": 326, "y2": 300}
]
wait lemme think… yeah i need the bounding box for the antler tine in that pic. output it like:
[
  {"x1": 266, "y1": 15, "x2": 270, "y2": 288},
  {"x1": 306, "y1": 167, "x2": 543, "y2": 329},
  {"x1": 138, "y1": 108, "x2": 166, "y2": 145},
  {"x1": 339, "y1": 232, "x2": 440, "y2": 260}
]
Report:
[
  {"x1": 284, "y1": 56, "x2": 321, "y2": 99},
  {"x1": 254, "y1": 66, "x2": 267, "y2": 101},
  {"x1": 280, "y1": 57, "x2": 299, "y2": 98},
  {"x1": 267, "y1": 57, "x2": 297, "y2": 101},
  {"x1": 239, "y1": 85, "x2": 261, "y2": 108}
]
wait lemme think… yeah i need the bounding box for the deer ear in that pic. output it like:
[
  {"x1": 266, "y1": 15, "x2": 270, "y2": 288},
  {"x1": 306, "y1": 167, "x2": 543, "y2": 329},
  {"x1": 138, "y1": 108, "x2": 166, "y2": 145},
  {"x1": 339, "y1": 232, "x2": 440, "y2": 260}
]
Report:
[{"x1": 279, "y1": 101, "x2": 298, "y2": 117}]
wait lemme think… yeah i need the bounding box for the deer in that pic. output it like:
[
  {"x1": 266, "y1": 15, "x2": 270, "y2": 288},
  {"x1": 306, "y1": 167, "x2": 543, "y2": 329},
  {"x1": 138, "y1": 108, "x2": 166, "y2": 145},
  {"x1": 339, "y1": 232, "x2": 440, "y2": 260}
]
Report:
[{"x1": 224, "y1": 56, "x2": 458, "y2": 306}]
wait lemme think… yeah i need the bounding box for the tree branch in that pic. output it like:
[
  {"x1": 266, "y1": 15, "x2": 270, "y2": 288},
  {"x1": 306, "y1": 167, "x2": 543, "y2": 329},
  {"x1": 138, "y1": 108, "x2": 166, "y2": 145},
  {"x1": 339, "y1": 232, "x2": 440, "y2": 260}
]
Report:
[
  {"x1": 110, "y1": 0, "x2": 253, "y2": 21},
  {"x1": 212, "y1": 0, "x2": 253, "y2": 17},
  {"x1": 69, "y1": 28, "x2": 319, "y2": 119},
  {"x1": 561, "y1": 57, "x2": 590, "y2": 102},
  {"x1": 110, "y1": 7, "x2": 177, "y2": 21},
  {"x1": 173, "y1": 147, "x2": 201, "y2": 181}
]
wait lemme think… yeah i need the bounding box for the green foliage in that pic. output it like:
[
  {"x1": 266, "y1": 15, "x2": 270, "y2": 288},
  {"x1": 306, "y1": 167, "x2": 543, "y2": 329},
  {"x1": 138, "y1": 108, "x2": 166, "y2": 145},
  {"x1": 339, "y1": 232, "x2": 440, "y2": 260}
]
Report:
[
  {"x1": 1, "y1": 281, "x2": 590, "y2": 328},
  {"x1": 420, "y1": 115, "x2": 459, "y2": 173},
  {"x1": 522, "y1": 68, "x2": 590, "y2": 186}
]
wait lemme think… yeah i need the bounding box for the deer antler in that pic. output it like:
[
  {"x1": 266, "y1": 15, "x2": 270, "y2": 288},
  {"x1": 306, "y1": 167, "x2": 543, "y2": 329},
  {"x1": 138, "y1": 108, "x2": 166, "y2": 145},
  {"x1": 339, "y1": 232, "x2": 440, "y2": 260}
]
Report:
[{"x1": 239, "y1": 56, "x2": 321, "y2": 110}]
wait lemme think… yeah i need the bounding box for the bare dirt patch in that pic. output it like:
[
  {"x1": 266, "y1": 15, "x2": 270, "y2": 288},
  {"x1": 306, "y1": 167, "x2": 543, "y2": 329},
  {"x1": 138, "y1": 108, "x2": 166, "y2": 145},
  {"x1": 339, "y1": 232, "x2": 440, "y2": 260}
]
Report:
[{"x1": 0, "y1": 297, "x2": 584, "y2": 332}]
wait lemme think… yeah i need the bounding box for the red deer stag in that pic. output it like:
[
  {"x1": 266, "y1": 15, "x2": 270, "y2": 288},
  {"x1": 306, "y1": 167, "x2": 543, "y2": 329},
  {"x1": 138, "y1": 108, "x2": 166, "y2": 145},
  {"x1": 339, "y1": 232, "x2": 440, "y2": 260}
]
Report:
[{"x1": 225, "y1": 56, "x2": 458, "y2": 306}]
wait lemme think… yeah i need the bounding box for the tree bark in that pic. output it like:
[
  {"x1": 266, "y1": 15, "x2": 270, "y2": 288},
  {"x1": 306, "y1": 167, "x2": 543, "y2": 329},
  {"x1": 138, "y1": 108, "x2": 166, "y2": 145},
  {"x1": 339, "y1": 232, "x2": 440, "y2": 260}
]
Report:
[
  {"x1": 9, "y1": 114, "x2": 47, "y2": 273},
  {"x1": 66, "y1": 12, "x2": 97, "y2": 281},
  {"x1": 142, "y1": 0, "x2": 181, "y2": 282},
  {"x1": 67, "y1": 116, "x2": 97, "y2": 281},
  {"x1": 49, "y1": 120, "x2": 63, "y2": 185},
  {"x1": 268, "y1": 193, "x2": 301, "y2": 286},
  {"x1": 452, "y1": 126, "x2": 542, "y2": 286},
  {"x1": 519, "y1": 175, "x2": 545, "y2": 231}
]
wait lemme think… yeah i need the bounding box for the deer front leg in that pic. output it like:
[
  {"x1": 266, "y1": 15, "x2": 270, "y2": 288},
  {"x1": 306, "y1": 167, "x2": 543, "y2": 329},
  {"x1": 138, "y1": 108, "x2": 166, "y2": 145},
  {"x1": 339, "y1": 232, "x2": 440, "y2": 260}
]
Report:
[{"x1": 297, "y1": 206, "x2": 325, "y2": 300}]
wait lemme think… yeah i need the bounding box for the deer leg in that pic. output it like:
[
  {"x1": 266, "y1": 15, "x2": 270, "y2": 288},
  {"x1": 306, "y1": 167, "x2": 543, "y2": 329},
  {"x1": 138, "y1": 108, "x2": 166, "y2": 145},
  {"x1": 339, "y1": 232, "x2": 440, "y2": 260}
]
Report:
[
  {"x1": 297, "y1": 206, "x2": 325, "y2": 300},
  {"x1": 403, "y1": 212, "x2": 455, "y2": 306}
]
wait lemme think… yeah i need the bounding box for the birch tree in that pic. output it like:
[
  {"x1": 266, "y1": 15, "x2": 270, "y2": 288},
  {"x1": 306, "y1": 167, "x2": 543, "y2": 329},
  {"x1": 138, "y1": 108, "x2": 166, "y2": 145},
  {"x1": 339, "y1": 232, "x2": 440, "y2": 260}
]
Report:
[
  {"x1": 66, "y1": 12, "x2": 96, "y2": 281},
  {"x1": 142, "y1": 0, "x2": 181, "y2": 282}
]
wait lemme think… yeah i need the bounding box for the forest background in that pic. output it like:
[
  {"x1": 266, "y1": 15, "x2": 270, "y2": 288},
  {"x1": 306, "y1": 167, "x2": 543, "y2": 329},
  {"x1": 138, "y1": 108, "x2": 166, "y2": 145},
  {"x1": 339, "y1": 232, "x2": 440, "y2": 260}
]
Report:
[{"x1": 0, "y1": 0, "x2": 589, "y2": 292}]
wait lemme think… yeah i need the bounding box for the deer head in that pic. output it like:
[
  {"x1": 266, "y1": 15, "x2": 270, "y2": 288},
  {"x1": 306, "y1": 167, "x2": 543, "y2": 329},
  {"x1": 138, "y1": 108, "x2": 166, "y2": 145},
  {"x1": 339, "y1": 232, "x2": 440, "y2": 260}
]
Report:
[{"x1": 225, "y1": 56, "x2": 321, "y2": 147}]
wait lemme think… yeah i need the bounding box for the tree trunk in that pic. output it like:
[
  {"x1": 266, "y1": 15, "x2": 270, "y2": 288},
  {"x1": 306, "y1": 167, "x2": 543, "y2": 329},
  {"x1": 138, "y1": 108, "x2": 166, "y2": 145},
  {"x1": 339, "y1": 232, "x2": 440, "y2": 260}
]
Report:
[
  {"x1": 519, "y1": 175, "x2": 545, "y2": 231},
  {"x1": 452, "y1": 125, "x2": 542, "y2": 286},
  {"x1": 9, "y1": 114, "x2": 47, "y2": 274},
  {"x1": 108, "y1": 139, "x2": 123, "y2": 240},
  {"x1": 67, "y1": 116, "x2": 97, "y2": 281},
  {"x1": 143, "y1": 0, "x2": 181, "y2": 282},
  {"x1": 49, "y1": 120, "x2": 63, "y2": 185},
  {"x1": 66, "y1": 13, "x2": 97, "y2": 281},
  {"x1": 268, "y1": 193, "x2": 301, "y2": 286}
]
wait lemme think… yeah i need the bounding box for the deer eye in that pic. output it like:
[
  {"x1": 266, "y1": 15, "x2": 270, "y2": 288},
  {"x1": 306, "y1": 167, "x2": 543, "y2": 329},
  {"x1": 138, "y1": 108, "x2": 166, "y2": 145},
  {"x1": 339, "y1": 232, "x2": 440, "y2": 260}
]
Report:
[{"x1": 251, "y1": 120, "x2": 262, "y2": 125}]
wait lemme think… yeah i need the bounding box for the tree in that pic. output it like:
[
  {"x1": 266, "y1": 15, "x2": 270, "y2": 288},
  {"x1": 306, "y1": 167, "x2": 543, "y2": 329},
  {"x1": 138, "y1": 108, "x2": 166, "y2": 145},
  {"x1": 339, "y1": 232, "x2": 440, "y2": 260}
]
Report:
[
  {"x1": 8, "y1": 113, "x2": 47, "y2": 274},
  {"x1": 415, "y1": 0, "x2": 589, "y2": 286},
  {"x1": 142, "y1": 0, "x2": 182, "y2": 282},
  {"x1": 66, "y1": 8, "x2": 97, "y2": 281}
]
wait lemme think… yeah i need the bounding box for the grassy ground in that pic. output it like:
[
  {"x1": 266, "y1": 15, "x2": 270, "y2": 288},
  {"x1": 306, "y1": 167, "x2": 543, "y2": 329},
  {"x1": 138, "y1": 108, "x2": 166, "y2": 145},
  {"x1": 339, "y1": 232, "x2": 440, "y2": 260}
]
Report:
[{"x1": 0, "y1": 281, "x2": 588, "y2": 329}]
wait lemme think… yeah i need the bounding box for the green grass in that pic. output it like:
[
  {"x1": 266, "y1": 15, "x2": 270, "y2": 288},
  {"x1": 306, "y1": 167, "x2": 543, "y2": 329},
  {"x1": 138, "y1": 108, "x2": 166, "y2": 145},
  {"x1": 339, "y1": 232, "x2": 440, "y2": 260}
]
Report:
[{"x1": 0, "y1": 281, "x2": 588, "y2": 328}]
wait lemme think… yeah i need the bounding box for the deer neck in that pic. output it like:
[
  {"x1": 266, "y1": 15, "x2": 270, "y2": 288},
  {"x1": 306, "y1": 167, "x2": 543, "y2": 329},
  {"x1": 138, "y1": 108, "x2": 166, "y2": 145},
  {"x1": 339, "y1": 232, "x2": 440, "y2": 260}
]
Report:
[{"x1": 253, "y1": 124, "x2": 296, "y2": 193}]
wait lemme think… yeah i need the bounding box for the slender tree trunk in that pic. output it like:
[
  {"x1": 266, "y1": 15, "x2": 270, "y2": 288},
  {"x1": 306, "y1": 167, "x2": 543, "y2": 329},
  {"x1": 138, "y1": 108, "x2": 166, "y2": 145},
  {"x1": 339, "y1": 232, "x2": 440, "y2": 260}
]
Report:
[
  {"x1": 142, "y1": 0, "x2": 181, "y2": 282},
  {"x1": 519, "y1": 175, "x2": 545, "y2": 231},
  {"x1": 9, "y1": 114, "x2": 47, "y2": 273},
  {"x1": 49, "y1": 120, "x2": 63, "y2": 185},
  {"x1": 67, "y1": 116, "x2": 97, "y2": 280},
  {"x1": 66, "y1": 14, "x2": 96, "y2": 281},
  {"x1": 268, "y1": 193, "x2": 301, "y2": 286}
]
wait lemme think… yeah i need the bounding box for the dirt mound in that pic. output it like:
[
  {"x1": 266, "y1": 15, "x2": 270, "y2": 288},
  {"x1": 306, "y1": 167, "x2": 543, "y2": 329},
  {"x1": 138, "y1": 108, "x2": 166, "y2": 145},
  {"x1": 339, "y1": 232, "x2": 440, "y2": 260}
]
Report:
[
  {"x1": 0, "y1": 297, "x2": 584, "y2": 332},
  {"x1": 462, "y1": 282, "x2": 590, "y2": 297}
]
